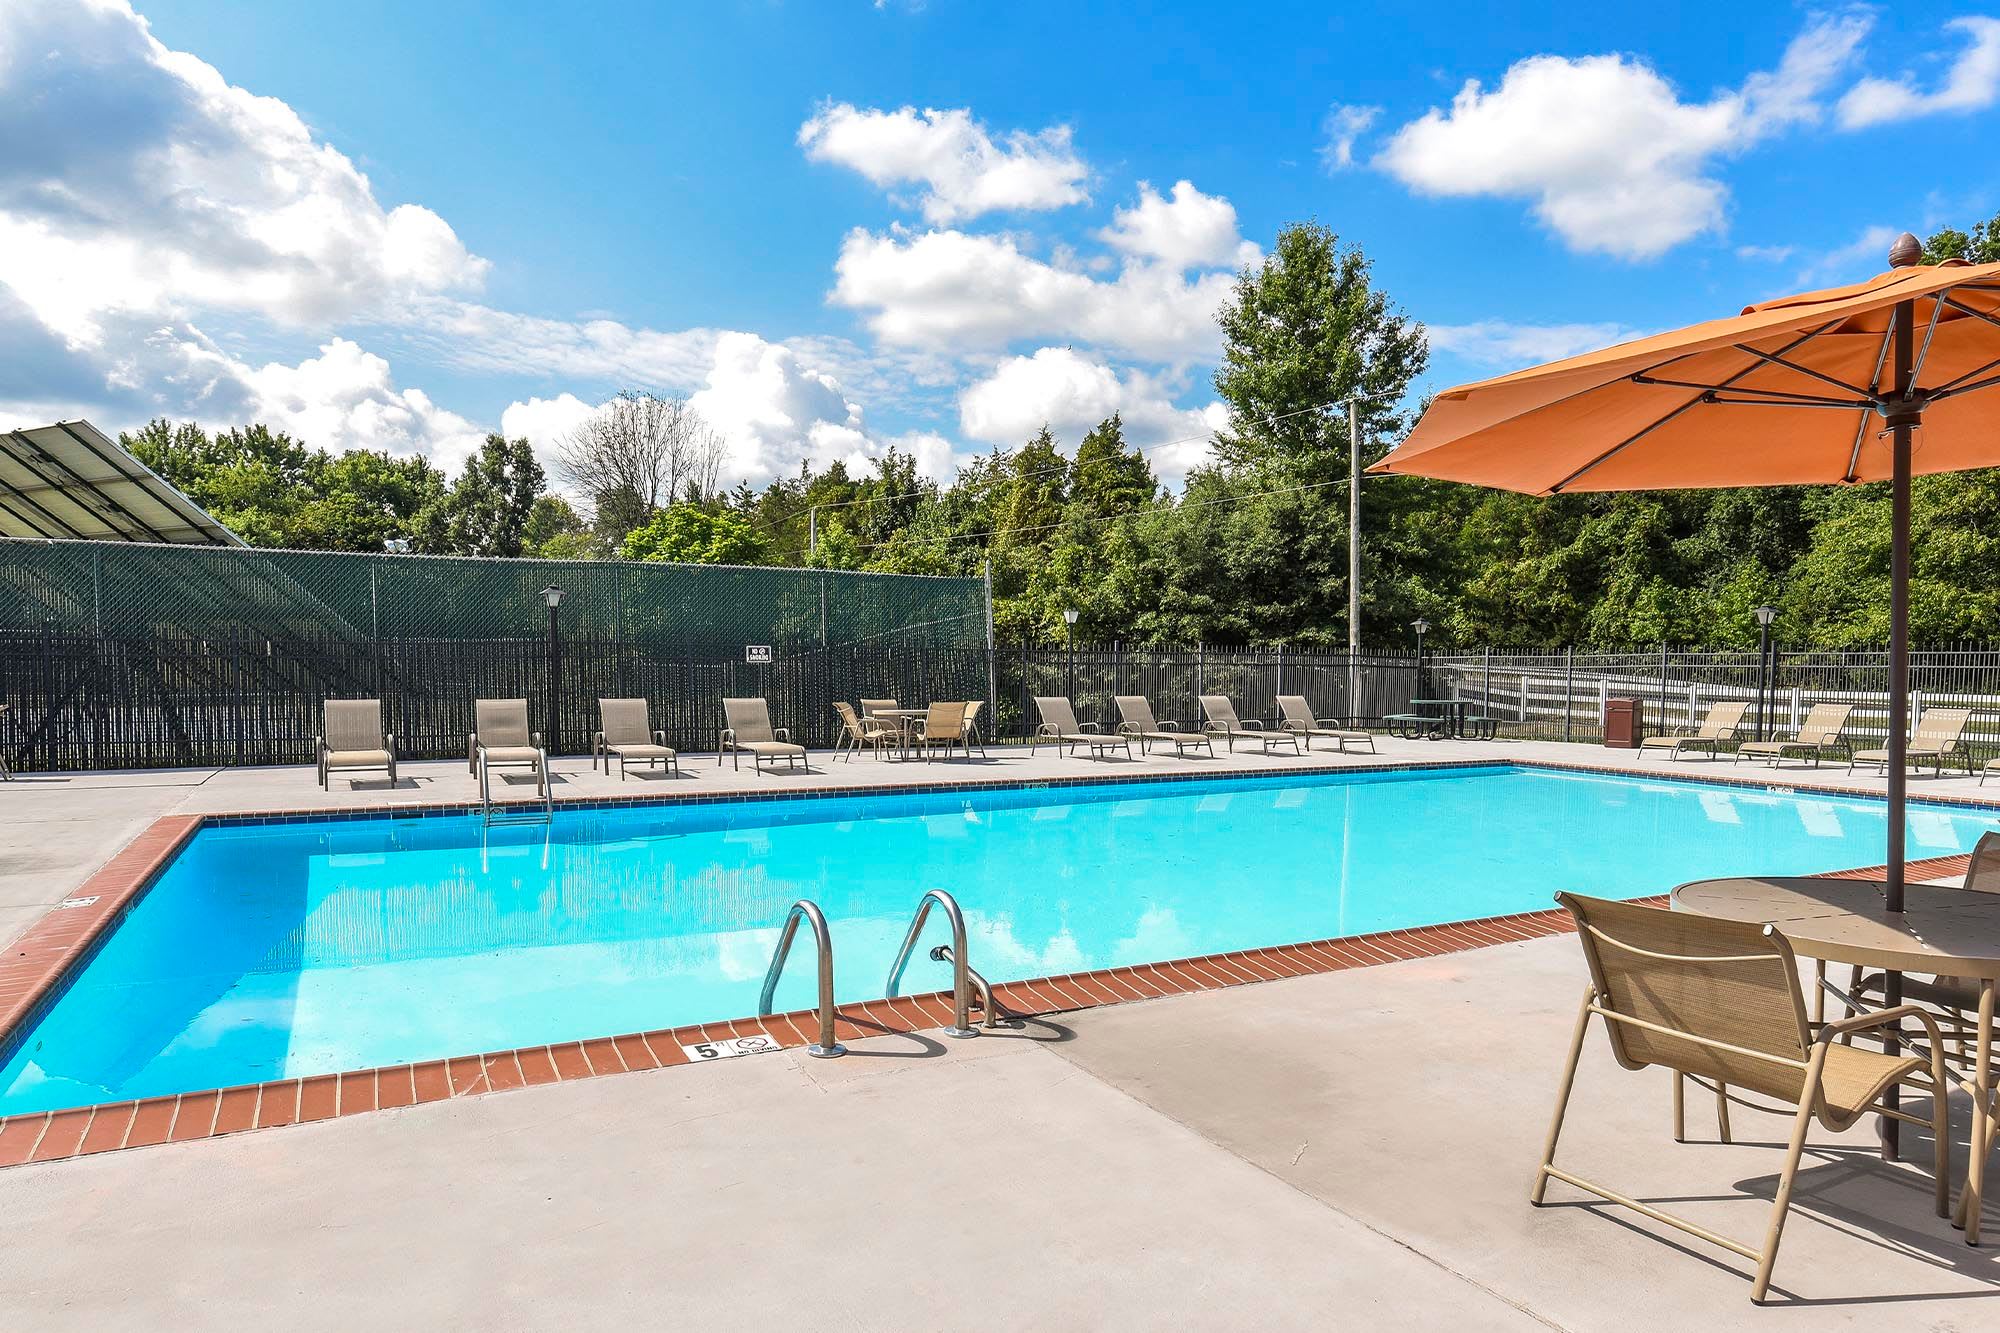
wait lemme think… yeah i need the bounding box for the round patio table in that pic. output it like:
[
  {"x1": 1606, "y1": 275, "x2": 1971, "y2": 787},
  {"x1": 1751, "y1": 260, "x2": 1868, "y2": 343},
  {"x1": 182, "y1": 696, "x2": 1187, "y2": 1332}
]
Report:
[
  {"x1": 1671, "y1": 875, "x2": 2000, "y2": 1244},
  {"x1": 870, "y1": 707, "x2": 931, "y2": 760}
]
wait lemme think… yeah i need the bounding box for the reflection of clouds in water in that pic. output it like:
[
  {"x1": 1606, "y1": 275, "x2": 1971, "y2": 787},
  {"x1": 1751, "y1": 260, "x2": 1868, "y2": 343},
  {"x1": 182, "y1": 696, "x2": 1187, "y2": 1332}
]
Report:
[
  {"x1": 1111, "y1": 906, "x2": 1192, "y2": 967},
  {"x1": 967, "y1": 914, "x2": 1085, "y2": 974},
  {"x1": 1697, "y1": 792, "x2": 1741, "y2": 825},
  {"x1": 1196, "y1": 794, "x2": 1233, "y2": 814},
  {"x1": 716, "y1": 926, "x2": 783, "y2": 982},
  {"x1": 1796, "y1": 802, "x2": 1843, "y2": 839}
]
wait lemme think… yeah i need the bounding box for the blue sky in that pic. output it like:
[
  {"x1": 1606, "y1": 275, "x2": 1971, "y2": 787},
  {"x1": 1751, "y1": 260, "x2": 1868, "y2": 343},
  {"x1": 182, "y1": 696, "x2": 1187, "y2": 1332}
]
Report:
[{"x1": 2, "y1": 1, "x2": 1996, "y2": 491}]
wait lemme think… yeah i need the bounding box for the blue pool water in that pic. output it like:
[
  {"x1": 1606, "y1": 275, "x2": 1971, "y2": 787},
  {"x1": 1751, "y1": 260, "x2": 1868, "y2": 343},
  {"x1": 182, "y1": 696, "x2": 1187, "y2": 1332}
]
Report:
[{"x1": 3, "y1": 764, "x2": 1996, "y2": 1115}]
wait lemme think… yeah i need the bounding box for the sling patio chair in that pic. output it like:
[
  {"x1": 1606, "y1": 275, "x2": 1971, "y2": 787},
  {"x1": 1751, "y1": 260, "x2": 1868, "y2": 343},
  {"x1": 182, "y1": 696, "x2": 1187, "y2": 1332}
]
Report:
[
  {"x1": 318, "y1": 699, "x2": 396, "y2": 788},
  {"x1": 468, "y1": 698, "x2": 548, "y2": 799},
  {"x1": 1637, "y1": 700, "x2": 1749, "y2": 761},
  {"x1": 858, "y1": 698, "x2": 899, "y2": 719},
  {"x1": 911, "y1": 701, "x2": 969, "y2": 762},
  {"x1": 593, "y1": 698, "x2": 680, "y2": 780},
  {"x1": 1848, "y1": 706, "x2": 1973, "y2": 778},
  {"x1": 832, "y1": 702, "x2": 899, "y2": 761},
  {"x1": 960, "y1": 699, "x2": 988, "y2": 757},
  {"x1": 1030, "y1": 696, "x2": 1133, "y2": 760},
  {"x1": 1534, "y1": 892, "x2": 1949, "y2": 1304},
  {"x1": 1275, "y1": 695, "x2": 1376, "y2": 754},
  {"x1": 1732, "y1": 701, "x2": 1853, "y2": 767},
  {"x1": 1113, "y1": 695, "x2": 1213, "y2": 758},
  {"x1": 719, "y1": 697, "x2": 808, "y2": 774},
  {"x1": 1199, "y1": 695, "x2": 1304, "y2": 755}
]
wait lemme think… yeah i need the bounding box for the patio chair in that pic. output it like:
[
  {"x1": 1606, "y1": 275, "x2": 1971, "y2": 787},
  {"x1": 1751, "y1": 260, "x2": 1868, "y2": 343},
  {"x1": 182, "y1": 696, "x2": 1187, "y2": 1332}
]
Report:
[
  {"x1": 1199, "y1": 695, "x2": 1303, "y2": 755},
  {"x1": 317, "y1": 699, "x2": 396, "y2": 788},
  {"x1": 912, "y1": 701, "x2": 969, "y2": 762},
  {"x1": 859, "y1": 698, "x2": 898, "y2": 719},
  {"x1": 1848, "y1": 706, "x2": 1973, "y2": 777},
  {"x1": 593, "y1": 698, "x2": 679, "y2": 780},
  {"x1": 1535, "y1": 892, "x2": 1949, "y2": 1304},
  {"x1": 1275, "y1": 695, "x2": 1376, "y2": 754},
  {"x1": 960, "y1": 699, "x2": 988, "y2": 757},
  {"x1": 718, "y1": 697, "x2": 808, "y2": 774},
  {"x1": 832, "y1": 702, "x2": 898, "y2": 761},
  {"x1": 1030, "y1": 696, "x2": 1132, "y2": 760},
  {"x1": 1732, "y1": 702, "x2": 1853, "y2": 767},
  {"x1": 1637, "y1": 700, "x2": 1749, "y2": 760},
  {"x1": 468, "y1": 698, "x2": 547, "y2": 798},
  {"x1": 1114, "y1": 695, "x2": 1213, "y2": 757}
]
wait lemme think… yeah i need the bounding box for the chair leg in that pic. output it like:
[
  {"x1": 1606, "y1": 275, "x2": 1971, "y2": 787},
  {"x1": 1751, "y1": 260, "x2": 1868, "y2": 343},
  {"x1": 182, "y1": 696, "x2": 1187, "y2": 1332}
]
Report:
[
  {"x1": 1715, "y1": 1083, "x2": 1732, "y2": 1143},
  {"x1": 1752, "y1": 1063, "x2": 1828, "y2": 1302},
  {"x1": 1673, "y1": 1072, "x2": 1686, "y2": 1142},
  {"x1": 1532, "y1": 986, "x2": 1596, "y2": 1205}
]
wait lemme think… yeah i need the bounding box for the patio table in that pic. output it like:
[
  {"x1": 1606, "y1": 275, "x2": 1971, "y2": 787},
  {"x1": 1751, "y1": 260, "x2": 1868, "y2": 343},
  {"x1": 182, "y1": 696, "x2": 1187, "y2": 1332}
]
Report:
[
  {"x1": 1671, "y1": 874, "x2": 2000, "y2": 1244},
  {"x1": 1406, "y1": 698, "x2": 1467, "y2": 740},
  {"x1": 870, "y1": 707, "x2": 931, "y2": 760}
]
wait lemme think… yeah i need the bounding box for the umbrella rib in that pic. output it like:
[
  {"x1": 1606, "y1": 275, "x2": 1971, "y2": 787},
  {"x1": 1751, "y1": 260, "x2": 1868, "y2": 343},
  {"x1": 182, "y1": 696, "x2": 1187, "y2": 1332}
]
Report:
[
  {"x1": 1550, "y1": 322, "x2": 1841, "y2": 494},
  {"x1": 1938, "y1": 294, "x2": 2000, "y2": 335},
  {"x1": 1844, "y1": 308, "x2": 1898, "y2": 482},
  {"x1": 1629, "y1": 375, "x2": 1868, "y2": 408},
  {"x1": 1929, "y1": 369, "x2": 2000, "y2": 404},
  {"x1": 1728, "y1": 344, "x2": 1877, "y2": 399},
  {"x1": 1909, "y1": 292, "x2": 1946, "y2": 390},
  {"x1": 1927, "y1": 351, "x2": 2000, "y2": 396}
]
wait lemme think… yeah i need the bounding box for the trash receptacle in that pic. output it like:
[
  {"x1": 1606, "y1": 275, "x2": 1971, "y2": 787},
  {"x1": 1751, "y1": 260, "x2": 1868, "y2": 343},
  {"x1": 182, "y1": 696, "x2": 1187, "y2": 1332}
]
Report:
[{"x1": 1603, "y1": 697, "x2": 1641, "y2": 748}]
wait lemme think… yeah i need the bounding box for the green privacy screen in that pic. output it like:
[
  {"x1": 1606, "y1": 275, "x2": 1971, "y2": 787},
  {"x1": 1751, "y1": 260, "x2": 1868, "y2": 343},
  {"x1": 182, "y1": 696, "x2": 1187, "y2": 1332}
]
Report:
[{"x1": 0, "y1": 539, "x2": 986, "y2": 649}]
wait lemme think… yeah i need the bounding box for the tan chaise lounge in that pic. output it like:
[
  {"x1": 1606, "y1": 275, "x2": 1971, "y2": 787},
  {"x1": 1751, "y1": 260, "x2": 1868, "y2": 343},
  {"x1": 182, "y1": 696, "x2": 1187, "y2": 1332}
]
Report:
[
  {"x1": 1848, "y1": 706, "x2": 1972, "y2": 777},
  {"x1": 1275, "y1": 695, "x2": 1375, "y2": 754},
  {"x1": 1638, "y1": 700, "x2": 1748, "y2": 760},
  {"x1": 1200, "y1": 695, "x2": 1303, "y2": 755},
  {"x1": 1031, "y1": 696, "x2": 1132, "y2": 759},
  {"x1": 1114, "y1": 695, "x2": 1213, "y2": 757},
  {"x1": 1732, "y1": 701, "x2": 1853, "y2": 767},
  {"x1": 318, "y1": 698, "x2": 396, "y2": 788},
  {"x1": 469, "y1": 698, "x2": 548, "y2": 798},
  {"x1": 593, "y1": 698, "x2": 679, "y2": 779},
  {"x1": 719, "y1": 697, "x2": 808, "y2": 773},
  {"x1": 1534, "y1": 892, "x2": 1949, "y2": 1304}
]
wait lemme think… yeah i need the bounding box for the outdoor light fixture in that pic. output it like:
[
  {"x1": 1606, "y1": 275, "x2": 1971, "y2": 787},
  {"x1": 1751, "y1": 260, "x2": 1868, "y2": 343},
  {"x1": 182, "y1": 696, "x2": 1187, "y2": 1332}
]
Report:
[
  {"x1": 1062, "y1": 608, "x2": 1079, "y2": 627},
  {"x1": 1753, "y1": 605, "x2": 1778, "y2": 740},
  {"x1": 1412, "y1": 617, "x2": 1430, "y2": 637},
  {"x1": 383, "y1": 537, "x2": 410, "y2": 554},
  {"x1": 541, "y1": 587, "x2": 565, "y2": 755},
  {"x1": 541, "y1": 585, "x2": 565, "y2": 609}
]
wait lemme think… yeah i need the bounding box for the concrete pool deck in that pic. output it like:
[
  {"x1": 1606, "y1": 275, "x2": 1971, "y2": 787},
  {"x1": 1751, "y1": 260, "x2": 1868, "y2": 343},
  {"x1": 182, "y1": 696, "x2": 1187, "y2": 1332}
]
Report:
[{"x1": 4, "y1": 738, "x2": 1999, "y2": 1326}]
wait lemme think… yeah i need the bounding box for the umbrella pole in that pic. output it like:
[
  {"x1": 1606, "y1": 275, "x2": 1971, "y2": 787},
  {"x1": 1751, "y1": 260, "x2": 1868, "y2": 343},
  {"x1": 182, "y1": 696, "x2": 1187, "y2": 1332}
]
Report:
[{"x1": 1881, "y1": 293, "x2": 1917, "y2": 1158}]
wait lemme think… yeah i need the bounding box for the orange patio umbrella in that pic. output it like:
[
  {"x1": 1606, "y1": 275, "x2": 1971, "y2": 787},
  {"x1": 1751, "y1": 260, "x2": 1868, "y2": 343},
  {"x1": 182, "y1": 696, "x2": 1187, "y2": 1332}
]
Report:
[{"x1": 1371, "y1": 233, "x2": 2000, "y2": 914}]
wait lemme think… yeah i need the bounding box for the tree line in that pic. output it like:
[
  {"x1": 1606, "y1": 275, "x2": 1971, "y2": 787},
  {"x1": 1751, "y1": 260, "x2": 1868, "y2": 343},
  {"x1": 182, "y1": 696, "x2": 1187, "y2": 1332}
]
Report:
[{"x1": 122, "y1": 215, "x2": 2000, "y2": 650}]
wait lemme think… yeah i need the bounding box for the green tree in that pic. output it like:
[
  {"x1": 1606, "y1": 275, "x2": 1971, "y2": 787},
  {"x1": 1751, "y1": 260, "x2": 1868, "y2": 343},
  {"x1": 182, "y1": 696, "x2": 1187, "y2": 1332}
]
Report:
[
  {"x1": 621, "y1": 502, "x2": 768, "y2": 564},
  {"x1": 413, "y1": 435, "x2": 546, "y2": 557}
]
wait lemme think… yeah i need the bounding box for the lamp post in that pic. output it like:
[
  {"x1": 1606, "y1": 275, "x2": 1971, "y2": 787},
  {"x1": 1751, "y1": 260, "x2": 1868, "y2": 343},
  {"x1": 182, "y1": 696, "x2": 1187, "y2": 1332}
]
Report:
[
  {"x1": 541, "y1": 585, "x2": 565, "y2": 757},
  {"x1": 1062, "y1": 608, "x2": 1079, "y2": 700},
  {"x1": 1753, "y1": 605, "x2": 1777, "y2": 741},
  {"x1": 1411, "y1": 617, "x2": 1430, "y2": 706}
]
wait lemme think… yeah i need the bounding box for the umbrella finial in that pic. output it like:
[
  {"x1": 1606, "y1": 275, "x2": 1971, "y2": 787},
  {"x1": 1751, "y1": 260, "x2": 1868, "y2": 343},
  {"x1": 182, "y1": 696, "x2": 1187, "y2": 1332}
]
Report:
[{"x1": 1888, "y1": 231, "x2": 1922, "y2": 268}]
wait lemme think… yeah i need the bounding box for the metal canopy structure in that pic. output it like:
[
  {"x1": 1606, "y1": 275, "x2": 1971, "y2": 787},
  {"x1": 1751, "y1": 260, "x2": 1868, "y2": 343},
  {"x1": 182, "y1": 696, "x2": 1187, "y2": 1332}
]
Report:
[{"x1": 0, "y1": 420, "x2": 241, "y2": 546}]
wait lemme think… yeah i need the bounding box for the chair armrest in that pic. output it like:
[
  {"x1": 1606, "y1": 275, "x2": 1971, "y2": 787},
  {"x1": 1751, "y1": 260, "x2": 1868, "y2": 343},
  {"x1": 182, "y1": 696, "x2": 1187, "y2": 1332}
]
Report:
[
  {"x1": 1159, "y1": 720, "x2": 1183, "y2": 731},
  {"x1": 1239, "y1": 719, "x2": 1265, "y2": 731},
  {"x1": 1279, "y1": 720, "x2": 1304, "y2": 733},
  {"x1": 1078, "y1": 722, "x2": 1101, "y2": 733},
  {"x1": 1818, "y1": 1003, "x2": 1946, "y2": 1052},
  {"x1": 654, "y1": 729, "x2": 668, "y2": 746},
  {"x1": 1202, "y1": 720, "x2": 1226, "y2": 734},
  {"x1": 468, "y1": 733, "x2": 479, "y2": 760},
  {"x1": 1035, "y1": 722, "x2": 1059, "y2": 736},
  {"x1": 315, "y1": 733, "x2": 326, "y2": 755},
  {"x1": 720, "y1": 727, "x2": 738, "y2": 745},
  {"x1": 532, "y1": 731, "x2": 544, "y2": 748},
  {"x1": 385, "y1": 732, "x2": 396, "y2": 755},
  {"x1": 1117, "y1": 722, "x2": 1138, "y2": 736},
  {"x1": 593, "y1": 730, "x2": 606, "y2": 757},
  {"x1": 774, "y1": 726, "x2": 791, "y2": 741}
]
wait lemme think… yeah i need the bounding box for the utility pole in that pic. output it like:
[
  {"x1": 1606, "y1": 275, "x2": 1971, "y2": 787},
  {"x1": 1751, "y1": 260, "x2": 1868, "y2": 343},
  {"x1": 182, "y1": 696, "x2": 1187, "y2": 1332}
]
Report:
[
  {"x1": 1341, "y1": 389, "x2": 1396, "y2": 722},
  {"x1": 808, "y1": 505, "x2": 817, "y2": 560}
]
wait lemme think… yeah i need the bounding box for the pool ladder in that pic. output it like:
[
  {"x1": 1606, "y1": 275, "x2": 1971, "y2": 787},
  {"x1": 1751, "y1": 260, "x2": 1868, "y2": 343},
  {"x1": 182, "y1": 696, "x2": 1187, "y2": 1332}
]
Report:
[
  {"x1": 479, "y1": 766, "x2": 553, "y2": 827},
  {"x1": 756, "y1": 889, "x2": 1005, "y2": 1060}
]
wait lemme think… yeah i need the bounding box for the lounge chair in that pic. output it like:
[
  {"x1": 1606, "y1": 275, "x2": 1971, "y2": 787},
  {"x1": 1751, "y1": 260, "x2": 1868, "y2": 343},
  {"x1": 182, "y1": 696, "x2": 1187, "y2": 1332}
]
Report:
[
  {"x1": 1114, "y1": 695, "x2": 1213, "y2": 757},
  {"x1": 1638, "y1": 700, "x2": 1749, "y2": 760},
  {"x1": 1199, "y1": 695, "x2": 1303, "y2": 755},
  {"x1": 1031, "y1": 696, "x2": 1132, "y2": 759},
  {"x1": 911, "y1": 701, "x2": 969, "y2": 761},
  {"x1": 317, "y1": 699, "x2": 396, "y2": 788},
  {"x1": 1732, "y1": 701, "x2": 1853, "y2": 767},
  {"x1": 1275, "y1": 695, "x2": 1376, "y2": 754},
  {"x1": 593, "y1": 698, "x2": 679, "y2": 779},
  {"x1": 832, "y1": 702, "x2": 898, "y2": 761},
  {"x1": 719, "y1": 697, "x2": 808, "y2": 773},
  {"x1": 1848, "y1": 706, "x2": 1972, "y2": 777},
  {"x1": 468, "y1": 698, "x2": 547, "y2": 798},
  {"x1": 1534, "y1": 892, "x2": 1948, "y2": 1303}
]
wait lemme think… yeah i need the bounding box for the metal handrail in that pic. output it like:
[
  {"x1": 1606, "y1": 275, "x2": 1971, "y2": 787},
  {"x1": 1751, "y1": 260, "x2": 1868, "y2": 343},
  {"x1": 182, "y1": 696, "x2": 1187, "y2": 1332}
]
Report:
[
  {"x1": 758, "y1": 899, "x2": 844, "y2": 1058},
  {"x1": 885, "y1": 889, "x2": 978, "y2": 1038},
  {"x1": 931, "y1": 944, "x2": 1013, "y2": 1030}
]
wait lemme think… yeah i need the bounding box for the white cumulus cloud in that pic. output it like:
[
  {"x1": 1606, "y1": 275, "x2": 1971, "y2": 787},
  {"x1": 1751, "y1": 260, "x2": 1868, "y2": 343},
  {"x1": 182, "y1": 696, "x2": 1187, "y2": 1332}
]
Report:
[
  {"x1": 957, "y1": 346, "x2": 1224, "y2": 484},
  {"x1": 1318, "y1": 104, "x2": 1380, "y2": 171},
  {"x1": 1838, "y1": 17, "x2": 2000, "y2": 128},
  {"x1": 1374, "y1": 13, "x2": 1870, "y2": 259},
  {"x1": 1426, "y1": 320, "x2": 1645, "y2": 370},
  {"x1": 798, "y1": 103, "x2": 1088, "y2": 223},
  {"x1": 1098, "y1": 181, "x2": 1259, "y2": 270}
]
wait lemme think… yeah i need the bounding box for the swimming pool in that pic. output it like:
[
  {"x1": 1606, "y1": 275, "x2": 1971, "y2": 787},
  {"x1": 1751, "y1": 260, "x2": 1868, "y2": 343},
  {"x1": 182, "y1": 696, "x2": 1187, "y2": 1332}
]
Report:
[{"x1": 4, "y1": 764, "x2": 1996, "y2": 1115}]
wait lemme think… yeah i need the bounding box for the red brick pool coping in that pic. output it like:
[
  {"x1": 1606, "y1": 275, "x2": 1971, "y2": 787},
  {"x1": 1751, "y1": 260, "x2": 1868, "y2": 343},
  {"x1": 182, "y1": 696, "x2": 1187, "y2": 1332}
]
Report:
[{"x1": 0, "y1": 786, "x2": 1983, "y2": 1168}]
